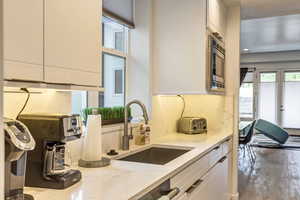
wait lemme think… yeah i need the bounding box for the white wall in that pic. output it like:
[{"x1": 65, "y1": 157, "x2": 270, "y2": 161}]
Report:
[{"x1": 127, "y1": 0, "x2": 152, "y2": 116}]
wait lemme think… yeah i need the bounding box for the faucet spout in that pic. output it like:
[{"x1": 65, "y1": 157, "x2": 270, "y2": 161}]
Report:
[{"x1": 122, "y1": 100, "x2": 149, "y2": 150}]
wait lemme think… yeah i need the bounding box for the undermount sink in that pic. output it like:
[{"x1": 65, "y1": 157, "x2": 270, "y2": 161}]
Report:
[{"x1": 117, "y1": 146, "x2": 192, "y2": 165}]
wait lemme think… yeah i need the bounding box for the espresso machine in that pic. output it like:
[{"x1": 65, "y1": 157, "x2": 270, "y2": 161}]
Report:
[
  {"x1": 18, "y1": 114, "x2": 82, "y2": 189},
  {"x1": 4, "y1": 118, "x2": 36, "y2": 200}
]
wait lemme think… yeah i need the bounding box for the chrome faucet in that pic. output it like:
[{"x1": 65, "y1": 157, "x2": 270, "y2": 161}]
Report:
[{"x1": 122, "y1": 100, "x2": 149, "y2": 150}]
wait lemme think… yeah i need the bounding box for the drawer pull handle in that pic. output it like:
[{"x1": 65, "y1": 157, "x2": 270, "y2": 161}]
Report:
[
  {"x1": 225, "y1": 138, "x2": 231, "y2": 142},
  {"x1": 218, "y1": 156, "x2": 227, "y2": 163},
  {"x1": 185, "y1": 179, "x2": 203, "y2": 194},
  {"x1": 213, "y1": 146, "x2": 220, "y2": 151},
  {"x1": 160, "y1": 187, "x2": 180, "y2": 200}
]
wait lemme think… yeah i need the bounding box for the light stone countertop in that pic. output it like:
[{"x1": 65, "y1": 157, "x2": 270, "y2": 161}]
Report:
[{"x1": 25, "y1": 131, "x2": 233, "y2": 200}]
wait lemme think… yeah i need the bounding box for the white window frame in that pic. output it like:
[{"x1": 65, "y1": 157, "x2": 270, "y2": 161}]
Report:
[{"x1": 101, "y1": 18, "x2": 130, "y2": 107}]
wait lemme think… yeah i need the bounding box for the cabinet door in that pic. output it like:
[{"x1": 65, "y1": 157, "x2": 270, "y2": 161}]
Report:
[
  {"x1": 187, "y1": 156, "x2": 229, "y2": 200},
  {"x1": 174, "y1": 193, "x2": 189, "y2": 200},
  {"x1": 207, "y1": 0, "x2": 227, "y2": 39},
  {"x1": 152, "y1": 0, "x2": 208, "y2": 95},
  {"x1": 216, "y1": 156, "x2": 230, "y2": 200},
  {"x1": 3, "y1": 0, "x2": 44, "y2": 81},
  {"x1": 44, "y1": 0, "x2": 101, "y2": 86}
]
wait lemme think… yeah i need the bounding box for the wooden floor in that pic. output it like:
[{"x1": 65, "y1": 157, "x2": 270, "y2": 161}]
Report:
[{"x1": 239, "y1": 147, "x2": 300, "y2": 200}]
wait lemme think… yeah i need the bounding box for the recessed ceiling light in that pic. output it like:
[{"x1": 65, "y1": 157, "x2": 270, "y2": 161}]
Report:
[{"x1": 243, "y1": 48, "x2": 249, "y2": 52}]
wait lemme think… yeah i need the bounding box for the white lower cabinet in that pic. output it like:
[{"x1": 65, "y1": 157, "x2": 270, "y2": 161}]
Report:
[
  {"x1": 185, "y1": 155, "x2": 229, "y2": 200},
  {"x1": 175, "y1": 193, "x2": 189, "y2": 200},
  {"x1": 182, "y1": 155, "x2": 229, "y2": 200},
  {"x1": 171, "y1": 139, "x2": 232, "y2": 200}
]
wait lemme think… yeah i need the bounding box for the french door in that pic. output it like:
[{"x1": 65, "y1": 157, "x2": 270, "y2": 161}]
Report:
[{"x1": 256, "y1": 70, "x2": 300, "y2": 129}]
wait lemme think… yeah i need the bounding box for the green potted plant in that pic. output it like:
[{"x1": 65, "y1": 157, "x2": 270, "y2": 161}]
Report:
[{"x1": 82, "y1": 106, "x2": 131, "y2": 126}]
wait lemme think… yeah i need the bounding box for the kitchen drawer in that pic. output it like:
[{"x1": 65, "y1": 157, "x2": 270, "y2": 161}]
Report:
[
  {"x1": 208, "y1": 144, "x2": 223, "y2": 168},
  {"x1": 171, "y1": 153, "x2": 209, "y2": 197},
  {"x1": 222, "y1": 138, "x2": 232, "y2": 156},
  {"x1": 173, "y1": 193, "x2": 188, "y2": 200}
]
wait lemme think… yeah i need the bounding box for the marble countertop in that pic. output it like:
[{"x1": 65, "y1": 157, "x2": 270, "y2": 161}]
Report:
[{"x1": 25, "y1": 131, "x2": 232, "y2": 200}]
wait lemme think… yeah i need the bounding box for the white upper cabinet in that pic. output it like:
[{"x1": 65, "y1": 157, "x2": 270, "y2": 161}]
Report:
[
  {"x1": 44, "y1": 0, "x2": 101, "y2": 87},
  {"x1": 152, "y1": 0, "x2": 228, "y2": 95},
  {"x1": 3, "y1": 0, "x2": 102, "y2": 88},
  {"x1": 3, "y1": 0, "x2": 44, "y2": 81},
  {"x1": 153, "y1": 0, "x2": 209, "y2": 95},
  {"x1": 207, "y1": 0, "x2": 227, "y2": 39}
]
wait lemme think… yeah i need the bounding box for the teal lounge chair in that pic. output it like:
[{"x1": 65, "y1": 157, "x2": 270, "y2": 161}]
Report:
[{"x1": 254, "y1": 119, "x2": 289, "y2": 144}]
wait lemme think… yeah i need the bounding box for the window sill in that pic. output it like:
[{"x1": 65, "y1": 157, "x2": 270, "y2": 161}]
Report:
[
  {"x1": 102, "y1": 123, "x2": 140, "y2": 134},
  {"x1": 102, "y1": 123, "x2": 124, "y2": 134}
]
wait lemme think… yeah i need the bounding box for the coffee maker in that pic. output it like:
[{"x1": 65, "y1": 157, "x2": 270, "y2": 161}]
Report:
[
  {"x1": 4, "y1": 118, "x2": 36, "y2": 200},
  {"x1": 18, "y1": 114, "x2": 82, "y2": 189}
]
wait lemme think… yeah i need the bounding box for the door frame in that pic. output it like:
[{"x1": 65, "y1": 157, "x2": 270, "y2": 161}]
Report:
[
  {"x1": 255, "y1": 68, "x2": 300, "y2": 128},
  {"x1": 255, "y1": 70, "x2": 281, "y2": 124}
]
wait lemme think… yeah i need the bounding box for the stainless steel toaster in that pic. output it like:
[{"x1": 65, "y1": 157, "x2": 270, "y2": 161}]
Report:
[{"x1": 177, "y1": 117, "x2": 207, "y2": 134}]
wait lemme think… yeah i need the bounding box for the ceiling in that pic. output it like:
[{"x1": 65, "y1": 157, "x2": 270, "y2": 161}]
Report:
[
  {"x1": 241, "y1": 14, "x2": 300, "y2": 53},
  {"x1": 242, "y1": 0, "x2": 300, "y2": 19},
  {"x1": 241, "y1": 0, "x2": 300, "y2": 53}
]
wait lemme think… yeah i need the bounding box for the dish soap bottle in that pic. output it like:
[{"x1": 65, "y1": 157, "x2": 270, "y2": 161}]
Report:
[
  {"x1": 135, "y1": 124, "x2": 146, "y2": 145},
  {"x1": 135, "y1": 124, "x2": 151, "y2": 145}
]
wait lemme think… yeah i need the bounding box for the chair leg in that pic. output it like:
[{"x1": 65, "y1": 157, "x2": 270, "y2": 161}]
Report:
[
  {"x1": 245, "y1": 145, "x2": 251, "y2": 163},
  {"x1": 246, "y1": 144, "x2": 255, "y2": 165},
  {"x1": 249, "y1": 145, "x2": 256, "y2": 162},
  {"x1": 242, "y1": 145, "x2": 246, "y2": 158}
]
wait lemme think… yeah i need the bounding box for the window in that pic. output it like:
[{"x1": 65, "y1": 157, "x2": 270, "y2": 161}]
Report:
[
  {"x1": 239, "y1": 72, "x2": 254, "y2": 120},
  {"x1": 240, "y1": 83, "x2": 254, "y2": 119},
  {"x1": 72, "y1": 91, "x2": 87, "y2": 115},
  {"x1": 103, "y1": 17, "x2": 127, "y2": 53},
  {"x1": 102, "y1": 53, "x2": 126, "y2": 107},
  {"x1": 101, "y1": 17, "x2": 129, "y2": 107},
  {"x1": 71, "y1": 17, "x2": 129, "y2": 115},
  {"x1": 114, "y1": 69, "x2": 124, "y2": 94}
]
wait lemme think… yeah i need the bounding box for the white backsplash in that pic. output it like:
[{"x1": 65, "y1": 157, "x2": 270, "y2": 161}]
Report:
[
  {"x1": 3, "y1": 89, "x2": 127, "y2": 165},
  {"x1": 151, "y1": 95, "x2": 234, "y2": 139},
  {"x1": 3, "y1": 89, "x2": 71, "y2": 118},
  {"x1": 3, "y1": 89, "x2": 234, "y2": 165}
]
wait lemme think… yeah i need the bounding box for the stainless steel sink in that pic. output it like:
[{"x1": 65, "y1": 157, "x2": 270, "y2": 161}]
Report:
[{"x1": 117, "y1": 146, "x2": 191, "y2": 165}]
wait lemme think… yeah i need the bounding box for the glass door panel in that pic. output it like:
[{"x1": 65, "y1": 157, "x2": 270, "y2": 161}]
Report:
[
  {"x1": 282, "y1": 72, "x2": 300, "y2": 129},
  {"x1": 258, "y1": 72, "x2": 277, "y2": 124}
]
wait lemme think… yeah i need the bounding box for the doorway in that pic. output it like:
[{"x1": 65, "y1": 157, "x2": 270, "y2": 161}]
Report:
[{"x1": 256, "y1": 70, "x2": 300, "y2": 129}]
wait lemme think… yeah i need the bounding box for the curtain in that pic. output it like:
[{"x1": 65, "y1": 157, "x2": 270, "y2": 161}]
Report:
[
  {"x1": 240, "y1": 68, "x2": 249, "y2": 86},
  {"x1": 103, "y1": 0, "x2": 135, "y2": 28}
]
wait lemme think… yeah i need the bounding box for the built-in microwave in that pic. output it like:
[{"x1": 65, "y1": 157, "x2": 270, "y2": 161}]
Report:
[{"x1": 207, "y1": 31, "x2": 225, "y2": 93}]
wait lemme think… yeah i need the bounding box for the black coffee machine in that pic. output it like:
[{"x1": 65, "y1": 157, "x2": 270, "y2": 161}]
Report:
[
  {"x1": 18, "y1": 114, "x2": 82, "y2": 189},
  {"x1": 4, "y1": 118, "x2": 36, "y2": 200}
]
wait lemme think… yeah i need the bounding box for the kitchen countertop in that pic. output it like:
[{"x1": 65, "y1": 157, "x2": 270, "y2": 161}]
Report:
[{"x1": 25, "y1": 131, "x2": 233, "y2": 200}]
